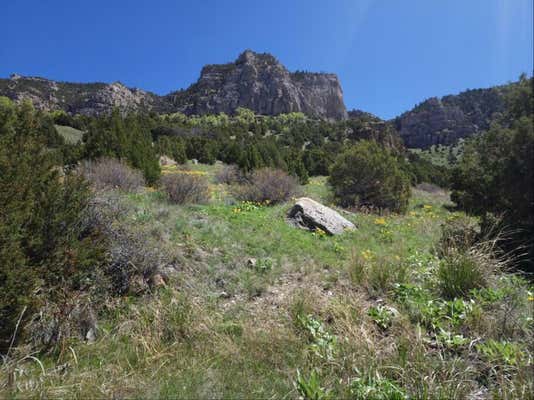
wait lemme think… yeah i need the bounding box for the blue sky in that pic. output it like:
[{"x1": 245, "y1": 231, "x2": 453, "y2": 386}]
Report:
[{"x1": 1, "y1": 0, "x2": 532, "y2": 119}]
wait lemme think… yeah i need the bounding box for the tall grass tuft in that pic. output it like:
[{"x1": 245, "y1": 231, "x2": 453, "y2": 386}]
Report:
[{"x1": 437, "y1": 251, "x2": 485, "y2": 299}]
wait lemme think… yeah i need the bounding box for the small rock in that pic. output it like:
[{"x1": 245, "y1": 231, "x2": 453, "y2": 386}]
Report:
[
  {"x1": 86, "y1": 328, "x2": 97, "y2": 343},
  {"x1": 159, "y1": 155, "x2": 177, "y2": 166},
  {"x1": 129, "y1": 275, "x2": 149, "y2": 295},
  {"x1": 246, "y1": 258, "x2": 257, "y2": 268},
  {"x1": 150, "y1": 273, "x2": 166, "y2": 288}
]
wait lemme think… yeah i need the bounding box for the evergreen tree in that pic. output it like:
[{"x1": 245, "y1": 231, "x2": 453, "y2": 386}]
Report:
[{"x1": 0, "y1": 98, "x2": 103, "y2": 351}]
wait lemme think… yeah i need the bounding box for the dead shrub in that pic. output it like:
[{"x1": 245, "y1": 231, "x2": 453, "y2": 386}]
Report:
[
  {"x1": 78, "y1": 157, "x2": 145, "y2": 192},
  {"x1": 215, "y1": 164, "x2": 244, "y2": 185},
  {"x1": 86, "y1": 192, "x2": 173, "y2": 294},
  {"x1": 160, "y1": 173, "x2": 210, "y2": 204},
  {"x1": 234, "y1": 168, "x2": 298, "y2": 204}
]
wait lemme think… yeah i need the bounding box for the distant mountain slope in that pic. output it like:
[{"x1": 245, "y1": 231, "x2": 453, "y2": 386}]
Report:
[
  {"x1": 0, "y1": 74, "x2": 169, "y2": 115},
  {"x1": 0, "y1": 50, "x2": 348, "y2": 120},
  {"x1": 393, "y1": 84, "x2": 514, "y2": 148},
  {"x1": 1, "y1": 53, "x2": 523, "y2": 147}
]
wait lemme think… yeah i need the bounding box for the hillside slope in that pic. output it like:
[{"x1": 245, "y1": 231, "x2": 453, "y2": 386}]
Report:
[
  {"x1": 2, "y1": 165, "x2": 531, "y2": 398},
  {"x1": 394, "y1": 84, "x2": 513, "y2": 148}
]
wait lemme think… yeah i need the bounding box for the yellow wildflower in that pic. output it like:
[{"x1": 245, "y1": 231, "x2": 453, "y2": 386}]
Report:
[
  {"x1": 361, "y1": 249, "x2": 374, "y2": 261},
  {"x1": 374, "y1": 217, "x2": 387, "y2": 225}
]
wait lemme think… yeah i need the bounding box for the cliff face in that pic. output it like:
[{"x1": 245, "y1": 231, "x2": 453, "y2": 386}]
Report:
[
  {"x1": 0, "y1": 50, "x2": 348, "y2": 120},
  {"x1": 394, "y1": 86, "x2": 508, "y2": 148},
  {"x1": 166, "y1": 50, "x2": 348, "y2": 119}
]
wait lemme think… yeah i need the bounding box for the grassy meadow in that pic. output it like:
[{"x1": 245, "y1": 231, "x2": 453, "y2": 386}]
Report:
[{"x1": 1, "y1": 162, "x2": 532, "y2": 399}]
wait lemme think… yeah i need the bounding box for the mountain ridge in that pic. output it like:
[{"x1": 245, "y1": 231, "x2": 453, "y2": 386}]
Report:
[
  {"x1": 0, "y1": 51, "x2": 524, "y2": 148},
  {"x1": 0, "y1": 50, "x2": 347, "y2": 120},
  {"x1": 393, "y1": 83, "x2": 514, "y2": 148}
]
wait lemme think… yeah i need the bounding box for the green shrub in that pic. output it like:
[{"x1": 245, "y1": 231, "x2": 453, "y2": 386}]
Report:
[
  {"x1": 404, "y1": 151, "x2": 451, "y2": 187},
  {"x1": 450, "y1": 75, "x2": 534, "y2": 271},
  {"x1": 83, "y1": 109, "x2": 161, "y2": 184},
  {"x1": 0, "y1": 99, "x2": 105, "y2": 352},
  {"x1": 329, "y1": 141, "x2": 411, "y2": 213}
]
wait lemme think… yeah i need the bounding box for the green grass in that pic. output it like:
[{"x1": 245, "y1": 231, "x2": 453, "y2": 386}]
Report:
[
  {"x1": 2, "y1": 164, "x2": 532, "y2": 399},
  {"x1": 55, "y1": 124, "x2": 84, "y2": 144}
]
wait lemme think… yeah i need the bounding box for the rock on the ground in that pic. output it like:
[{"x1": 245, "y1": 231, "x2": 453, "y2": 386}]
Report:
[
  {"x1": 150, "y1": 273, "x2": 167, "y2": 289},
  {"x1": 159, "y1": 155, "x2": 177, "y2": 166},
  {"x1": 287, "y1": 197, "x2": 355, "y2": 235},
  {"x1": 246, "y1": 258, "x2": 257, "y2": 268}
]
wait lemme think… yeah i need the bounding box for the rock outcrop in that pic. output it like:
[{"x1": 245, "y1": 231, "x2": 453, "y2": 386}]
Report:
[
  {"x1": 287, "y1": 197, "x2": 355, "y2": 235},
  {"x1": 167, "y1": 50, "x2": 347, "y2": 119},
  {"x1": 394, "y1": 85, "x2": 510, "y2": 148},
  {"x1": 0, "y1": 50, "x2": 348, "y2": 119},
  {"x1": 0, "y1": 74, "x2": 168, "y2": 115}
]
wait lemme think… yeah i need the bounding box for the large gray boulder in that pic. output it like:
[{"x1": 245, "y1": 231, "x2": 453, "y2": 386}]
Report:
[{"x1": 287, "y1": 197, "x2": 355, "y2": 235}]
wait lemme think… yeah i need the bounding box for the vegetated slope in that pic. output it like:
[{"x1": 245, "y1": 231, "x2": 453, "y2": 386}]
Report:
[
  {"x1": 55, "y1": 124, "x2": 84, "y2": 144},
  {"x1": 394, "y1": 83, "x2": 515, "y2": 148},
  {"x1": 0, "y1": 50, "x2": 347, "y2": 119},
  {"x1": 2, "y1": 164, "x2": 532, "y2": 399},
  {"x1": 0, "y1": 75, "x2": 168, "y2": 115}
]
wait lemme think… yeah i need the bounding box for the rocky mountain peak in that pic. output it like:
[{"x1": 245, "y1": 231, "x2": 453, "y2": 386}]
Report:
[
  {"x1": 169, "y1": 50, "x2": 347, "y2": 119},
  {"x1": 236, "y1": 49, "x2": 280, "y2": 66},
  {"x1": 0, "y1": 50, "x2": 348, "y2": 119}
]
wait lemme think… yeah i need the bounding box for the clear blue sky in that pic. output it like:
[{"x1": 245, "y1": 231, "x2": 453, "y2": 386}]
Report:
[{"x1": 1, "y1": 0, "x2": 532, "y2": 119}]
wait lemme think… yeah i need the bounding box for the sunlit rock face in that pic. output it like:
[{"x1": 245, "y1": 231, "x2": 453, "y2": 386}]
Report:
[
  {"x1": 0, "y1": 50, "x2": 348, "y2": 120},
  {"x1": 166, "y1": 50, "x2": 348, "y2": 120}
]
